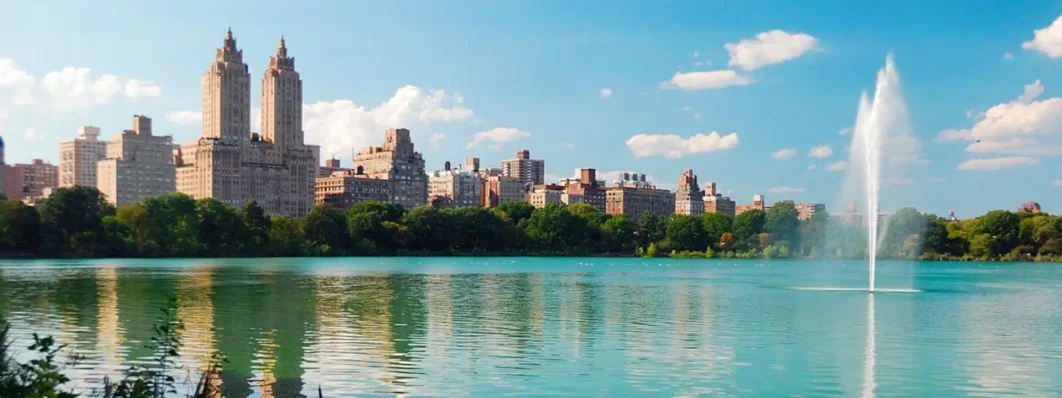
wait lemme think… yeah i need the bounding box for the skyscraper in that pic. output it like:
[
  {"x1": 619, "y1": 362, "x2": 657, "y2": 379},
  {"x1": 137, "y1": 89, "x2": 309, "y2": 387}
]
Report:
[
  {"x1": 353, "y1": 128, "x2": 428, "y2": 209},
  {"x1": 97, "y1": 115, "x2": 176, "y2": 206},
  {"x1": 59, "y1": 126, "x2": 108, "y2": 188},
  {"x1": 175, "y1": 29, "x2": 315, "y2": 217},
  {"x1": 501, "y1": 149, "x2": 545, "y2": 186},
  {"x1": 674, "y1": 168, "x2": 704, "y2": 215}
]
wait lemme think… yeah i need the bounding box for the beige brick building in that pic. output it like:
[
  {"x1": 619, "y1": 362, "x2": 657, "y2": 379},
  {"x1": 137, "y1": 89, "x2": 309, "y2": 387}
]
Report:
[
  {"x1": 315, "y1": 169, "x2": 391, "y2": 208},
  {"x1": 481, "y1": 175, "x2": 524, "y2": 208},
  {"x1": 605, "y1": 184, "x2": 674, "y2": 220},
  {"x1": 59, "y1": 126, "x2": 109, "y2": 188},
  {"x1": 428, "y1": 165, "x2": 481, "y2": 208},
  {"x1": 674, "y1": 168, "x2": 704, "y2": 215},
  {"x1": 501, "y1": 149, "x2": 544, "y2": 187},
  {"x1": 175, "y1": 30, "x2": 315, "y2": 217},
  {"x1": 353, "y1": 128, "x2": 428, "y2": 209},
  {"x1": 97, "y1": 116, "x2": 176, "y2": 206}
]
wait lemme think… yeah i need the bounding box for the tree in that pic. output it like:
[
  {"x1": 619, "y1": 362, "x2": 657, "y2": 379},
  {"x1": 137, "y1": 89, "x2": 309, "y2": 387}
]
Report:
[
  {"x1": 141, "y1": 193, "x2": 200, "y2": 255},
  {"x1": 525, "y1": 203, "x2": 587, "y2": 251},
  {"x1": 702, "y1": 213, "x2": 732, "y2": 250},
  {"x1": 973, "y1": 210, "x2": 1021, "y2": 257},
  {"x1": 301, "y1": 205, "x2": 347, "y2": 255},
  {"x1": 666, "y1": 215, "x2": 707, "y2": 252},
  {"x1": 880, "y1": 207, "x2": 924, "y2": 258},
  {"x1": 116, "y1": 204, "x2": 150, "y2": 253},
  {"x1": 0, "y1": 200, "x2": 41, "y2": 252},
  {"x1": 600, "y1": 215, "x2": 634, "y2": 253},
  {"x1": 765, "y1": 201, "x2": 800, "y2": 251},
  {"x1": 718, "y1": 232, "x2": 735, "y2": 251},
  {"x1": 196, "y1": 198, "x2": 247, "y2": 256},
  {"x1": 493, "y1": 201, "x2": 535, "y2": 226},
  {"x1": 346, "y1": 200, "x2": 405, "y2": 253},
  {"x1": 732, "y1": 210, "x2": 766, "y2": 250},
  {"x1": 635, "y1": 213, "x2": 666, "y2": 249},
  {"x1": 798, "y1": 212, "x2": 828, "y2": 257},
  {"x1": 239, "y1": 201, "x2": 271, "y2": 254},
  {"x1": 269, "y1": 216, "x2": 305, "y2": 256},
  {"x1": 38, "y1": 186, "x2": 114, "y2": 253},
  {"x1": 402, "y1": 206, "x2": 453, "y2": 252}
]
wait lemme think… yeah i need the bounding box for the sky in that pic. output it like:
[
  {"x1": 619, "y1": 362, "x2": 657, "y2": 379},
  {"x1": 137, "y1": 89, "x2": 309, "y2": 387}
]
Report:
[{"x1": 1, "y1": 0, "x2": 1061, "y2": 217}]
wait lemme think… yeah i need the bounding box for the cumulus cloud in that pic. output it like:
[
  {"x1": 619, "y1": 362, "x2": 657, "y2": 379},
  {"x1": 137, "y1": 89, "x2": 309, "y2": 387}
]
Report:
[
  {"x1": 768, "y1": 186, "x2": 804, "y2": 193},
  {"x1": 23, "y1": 128, "x2": 46, "y2": 141},
  {"x1": 807, "y1": 164, "x2": 817, "y2": 170},
  {"x1": 692, "y1": 51, "x2": 699, "y2": 58},
  {"x1": 838, "y1": 127, "x2": 852, "y2": 135},
  {"x1": 660, "y1": 70, "x2": 753, "y2": 91},
  {"x1": 725, "y1": 30, "x2": 819, "y2": 71},
  {"x1": 1022, "y1": 15, "x2": 1062, "y2": 58},
  {"x1": 600, "y1": 88, "x2": 613, "y2": 99},
  {"x1": 467, "y1": 127, "x2": 531, "y2": 149},
  {"x1": 303, "y1": 85, "x2": 474, "y2": 157},
  {"x1": 826, "y1": 161, "x2": 846, "y2": 171},
  {"x1": 808, "y1": 145, "x2": 833, "y2": 159},
  {"x1": 0, "y1": 58, "x2": 36, "y2": 106},
  {"x1": 939, "y1": 81, "x2": 1062, "y2": 156},
  {"x1": 165, "y1": 111, "x2": 201, "y2": 126},
  {"x1": 1004, "y1": 52, "x2": 1015, "y2": 60},
  {"x1": 626, "y1": 132, "x2": 739, "y2": 158},
  {"x1": 430, "y1": 133, "x2": 446, "y2": 149},
  {"x1": 957, "y1": 156, "x2": 1040, "y2": 171},
  {"x1": 124, "y1": 79, "x2": 162, "y2": 99},
  {"x1": 772, "y1": 148, "x2": 797, "y2": 160}
]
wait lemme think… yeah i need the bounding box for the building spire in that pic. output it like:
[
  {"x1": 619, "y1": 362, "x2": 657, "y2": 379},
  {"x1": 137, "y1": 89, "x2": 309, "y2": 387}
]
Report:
[{"x1": 226, "y1": 26, "x2": 232, "y2": 39}]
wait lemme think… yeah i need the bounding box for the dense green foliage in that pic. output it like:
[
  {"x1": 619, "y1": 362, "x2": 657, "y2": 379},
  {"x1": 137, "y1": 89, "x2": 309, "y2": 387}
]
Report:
[{"x1": 0, "y1": 186, "x2": 1059, "y2": 261}]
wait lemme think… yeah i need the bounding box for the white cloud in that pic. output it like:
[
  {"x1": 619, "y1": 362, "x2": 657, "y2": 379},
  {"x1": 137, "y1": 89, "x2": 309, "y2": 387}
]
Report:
[
  {"x1": 626, "y1": 132, "x2": 739, "y2": 158},
  {"x1": 0, "y1": 58, "x2": 36, "y2": 107},
  {"x1": 467, "y1": 127, "x2": 531, "y2": 149},
  {"x1": 807, "y1": 164, "x2": 817, "y2": 170},
  {"x1": 808, "y1": 145, "x2": 833, "y2": 159},
  {"x1": 303, "y1": 85, "x2": 474, "y2": 157},
  {"x1": 660, "y1": 70, "x2": 753, "y2": 91},
  {"x1": 1018, "y1": 80, "x2": 1044, "y2": 103},
  {"x1": 768, "y1": 186, "x2": 804, "y2": 193},
  {"x1": 694, "y1": 61, "x2": 705, "y2": 67},
  {"x1": 771, "y1": 148, "x2": 797, "y2": 160},
  {"x1": 1022, "y1": 15, "x2": 1062, "y2": 58},
  {"x1": 1053, "y1": 179, "x2": 1062, "y2": 187},
  {"x1": 692, "y1": 51, "x2": 699, "y2": 58},
  {"x1": 0, "y1": 58, "x2": 34, "y2": 86},
  {"x1": 1004, "y1": 52, "x2": 1015, "y2": 60},
  {"x1": 928, "y1": 178, "x2": 947, "y2": 183},
  {"x1": 826, "y1": 161, "x2": 846, "y2": 172},
  {"x1": 680, "y1": 106, "x2": 691, "y2": 112},
  {"x1": 124, "y1": 79, "x2": 161, "y2": 99},
  {"x1": 543, "y1": 174, "x2": 563, "y2": 184},
  {"x1": 693, "y1": 113, "x2": 701, "y2": 119},
  {"x1": 430, "y1": 133, "x2": 446, "y2": 149},
  {"x1": 939, "y1": 81, "x2": 1062, "y2": 156},
  {"x1": 165, "y1": 111, "x2": 201, "y2": 126},
  {"x1": 41, "y1": 68, "x2": 124, "y2": 109},
  {"x1": 600, "y1": 88, "x2": 613, "y2": 99},
  {"x1": 23, "y1": 128, "x2": 46, "y2": 141},
  {"x1": 561, "y1": 142, "x2": 575, "y2": 150},
  {"x1": 838, "y1": 127, "x2": 852, "y2": 135},
  {"x1": 724, "y1": 30, "x2": 819, "y2": 71},
  {"x1": 957, "y1": 156, "x2": 1040, "y2": 171}
]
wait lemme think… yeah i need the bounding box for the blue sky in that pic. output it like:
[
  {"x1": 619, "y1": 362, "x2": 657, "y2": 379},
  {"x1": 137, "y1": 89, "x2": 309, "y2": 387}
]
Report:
[{"x1": 2, "y1": 0, "x2": 1061, "y2": 216}]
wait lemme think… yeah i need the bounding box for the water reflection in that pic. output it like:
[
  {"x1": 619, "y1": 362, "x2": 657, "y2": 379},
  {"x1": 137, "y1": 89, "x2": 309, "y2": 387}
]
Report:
[{"x1": 0, "y1": 258, "x2": 1060, "y2": 396}]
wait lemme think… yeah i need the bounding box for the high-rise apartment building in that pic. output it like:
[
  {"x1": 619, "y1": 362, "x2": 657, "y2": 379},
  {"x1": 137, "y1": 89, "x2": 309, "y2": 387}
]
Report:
[
  {"x1": 97, "y1": 116, "x2": 176, "y2": 206},
  {"x1": 175, "y1": 30, "x2": 315, "y2": 217},
  {"x1": 5, "y1": 159, "x2": 58, "y2": 200},
  {"x1": 674, "y1": 168, "x2": 704, "y2": 215},
  {"x1": 481, "y1": 175, "x2": 524, "y2": 208},
  {"x1": 59, "y1": 126, "x2": 108, "y2": 188},
  {"x1": 703, "y1": 182, "x2": 736, "y2": 216},
  {"x1": 0, "y1": 136, "x2": 5, "y2": 196},
  {"x1": 794, "y1": 202, "x2": 826, "y2": 220},
  {"x1": 562, "y1": 168, "x2": 606, "y2": 212},
  {"x1": 735, "y1": 194, "x2": 767, "y2": 216},
  {"x1": 605, "y1": 184, "x2": 674, "y2": 220},
  {"x1": 429, "y1": 164, "x2": 482, "y2": 208},
  {"x1": 353, "y1": 128, "x2": 428, "y2": 209},
  {"x1": 314, "y1": 169, "x2": 391, "y2": 209},
  {"x1": 526, "y1": 184, "x2": 583, "y2": 208},
  {"x1": 501, "y1": 149, "x2": 544, "y2": 187}
]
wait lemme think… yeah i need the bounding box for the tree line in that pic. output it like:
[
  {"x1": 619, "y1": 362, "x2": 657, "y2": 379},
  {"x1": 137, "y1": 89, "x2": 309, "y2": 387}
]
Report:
[{"x1": 0, "y1": 186, "x2": 1059, "y2": 261}]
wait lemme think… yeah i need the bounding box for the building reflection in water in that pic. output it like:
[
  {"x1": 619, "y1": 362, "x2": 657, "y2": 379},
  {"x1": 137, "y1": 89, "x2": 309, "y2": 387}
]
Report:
[{"x1": 95, "y1": 267, "x2": 124, "y2": 377}]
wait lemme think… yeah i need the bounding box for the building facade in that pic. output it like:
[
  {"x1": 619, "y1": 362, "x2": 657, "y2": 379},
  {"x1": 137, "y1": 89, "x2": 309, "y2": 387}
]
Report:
[
  {"x1": 96, "y1": 116, "x2": 176, "y2": 206},
  {"x1": 314, "y1": 170, "x2": 391, "y2": 208},
  {"x1": 526, "y1": 184, "x2": 583, "y2": 208},
  {"x1": 674, "y1": 168, "x2": 704, "y2": 215},
  {"x1": 562, "y1": 168, "x2": 606, "y2": 212},
  {"x1": 353, "y1": 128, "x2": 428, "y2": 209},
  {"x1": 794, "y1": 202, "x2": 826, "y2": 220},
  {"x1": 175, "y1": 30, "x2": 315, "y2": 217},
  {"x1": 10, "y1": 159, "x2": 58, "y2": 200},
  {"x1": 735, "y1": 194, "x2": 767, "y2": 215},
  {"x1": 481, "y1": 175, "x2": 524, "y2": 208},
  {"x1": 316, "y1": 157, "x2": 349, "y2": 178},
  {"x1": 605, "y1": 185, "x2": 674, "y2": 220},
  {"x1": 501, "y1": 149, "x2": 545, "y2": 187},
  {"x1": 429, "y1": 166, "x2": 482, "y2": 208},
  {"x1": 59, "y1": 126, "x2": 109, "y2": 188}
]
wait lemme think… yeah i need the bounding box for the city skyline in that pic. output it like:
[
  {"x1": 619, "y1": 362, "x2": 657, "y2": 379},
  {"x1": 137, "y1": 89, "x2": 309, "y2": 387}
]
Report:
[{"x1": 2, "y1": 1, "x2": 1062, "y2": 216}]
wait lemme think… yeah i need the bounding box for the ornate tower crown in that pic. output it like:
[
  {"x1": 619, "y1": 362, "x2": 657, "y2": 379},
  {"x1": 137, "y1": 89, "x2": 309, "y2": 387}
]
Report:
[{"x1": 268, "y1": 35, "x2": 295, "y2": 71}]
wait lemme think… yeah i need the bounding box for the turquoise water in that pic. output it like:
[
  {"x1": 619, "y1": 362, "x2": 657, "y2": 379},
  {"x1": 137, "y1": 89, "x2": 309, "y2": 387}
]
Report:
[{"x1": 1, "y1": 258, "x2": 1060, "y2": 397}]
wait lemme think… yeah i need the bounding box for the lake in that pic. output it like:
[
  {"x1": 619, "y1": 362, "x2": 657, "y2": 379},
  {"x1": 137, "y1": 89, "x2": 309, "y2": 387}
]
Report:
[{"x1": 1, "y1": 258, "x2": 1060, "y2": 397}]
